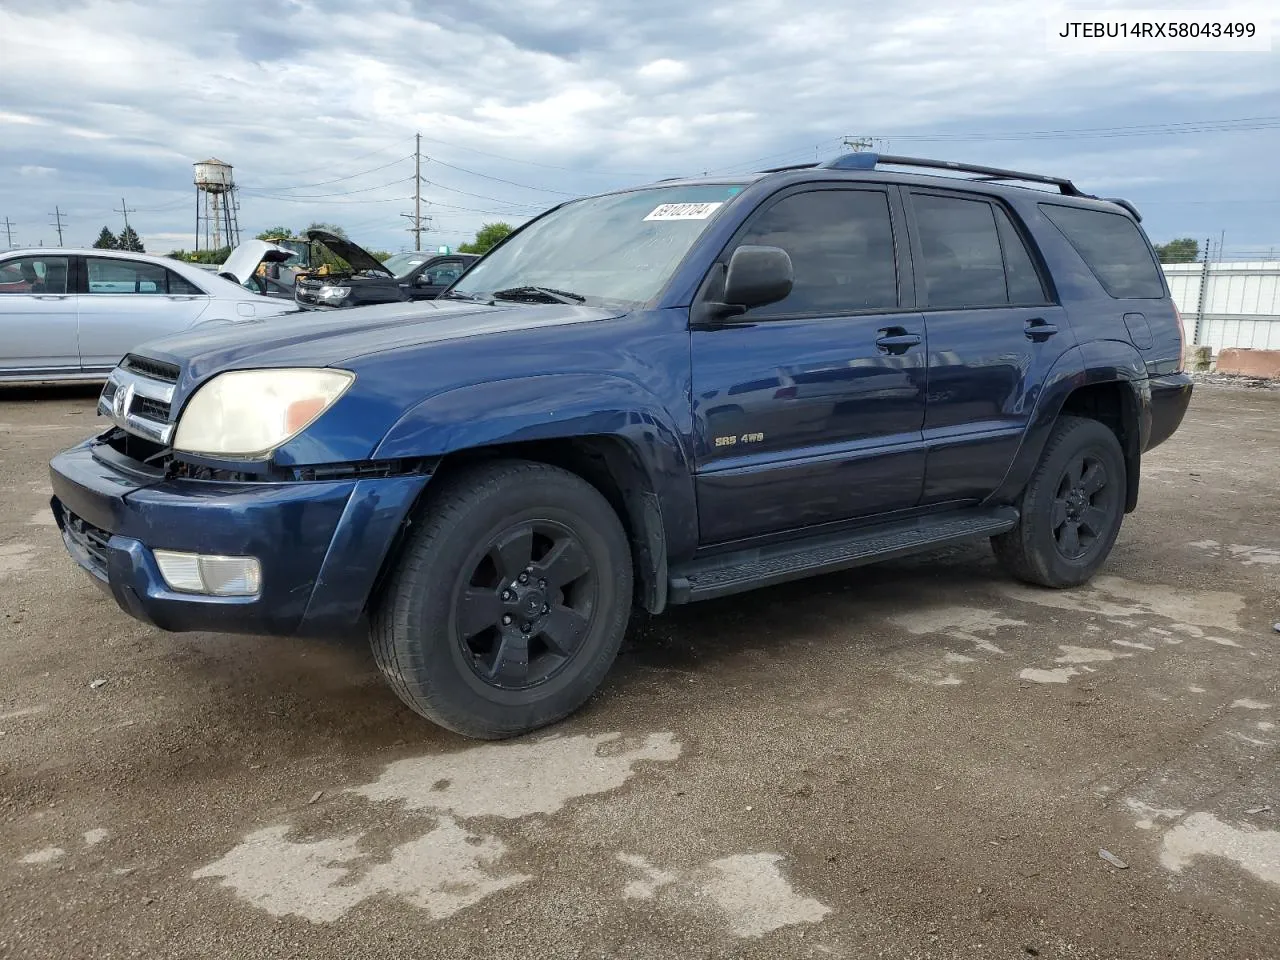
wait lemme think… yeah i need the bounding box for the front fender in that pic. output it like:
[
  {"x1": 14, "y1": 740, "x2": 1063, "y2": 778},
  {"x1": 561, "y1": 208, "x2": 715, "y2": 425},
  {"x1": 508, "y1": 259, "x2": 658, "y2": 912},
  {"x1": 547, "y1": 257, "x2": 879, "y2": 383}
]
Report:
[{"x1": 372, "y1": 373, "x2": 698, "y2": 559}]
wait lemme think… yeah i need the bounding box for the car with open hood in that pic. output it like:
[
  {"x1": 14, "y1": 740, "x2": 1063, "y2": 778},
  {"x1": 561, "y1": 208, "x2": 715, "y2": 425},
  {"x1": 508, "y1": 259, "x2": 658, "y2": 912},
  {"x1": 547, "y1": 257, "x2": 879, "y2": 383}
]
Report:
[
  {"x1": 48, "y1": 151, "x2": 1192, "y2": 740},
  {"x1": 293, "y1": 229, "x2": 478, "y2": 309},
  {"x1": 0, "y1": 240, "x2": 298, "y2": 384}
]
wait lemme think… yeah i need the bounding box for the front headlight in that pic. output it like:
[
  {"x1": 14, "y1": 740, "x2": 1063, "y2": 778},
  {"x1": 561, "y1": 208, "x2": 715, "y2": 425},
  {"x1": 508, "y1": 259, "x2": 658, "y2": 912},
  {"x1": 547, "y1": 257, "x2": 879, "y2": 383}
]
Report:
[
  {"x1": 317, "y1": 285, "x2": 350, "y2": 301},
  {"x1": 173, "y1": 368, "x2": 354, "y2": 458}
]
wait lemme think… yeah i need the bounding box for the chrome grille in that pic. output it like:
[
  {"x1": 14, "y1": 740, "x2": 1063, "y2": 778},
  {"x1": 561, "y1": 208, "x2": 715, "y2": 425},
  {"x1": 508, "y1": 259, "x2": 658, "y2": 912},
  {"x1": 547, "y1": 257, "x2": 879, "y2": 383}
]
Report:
[{"x1": 99, "y1": 360, "x2": 177, "y2": 444}]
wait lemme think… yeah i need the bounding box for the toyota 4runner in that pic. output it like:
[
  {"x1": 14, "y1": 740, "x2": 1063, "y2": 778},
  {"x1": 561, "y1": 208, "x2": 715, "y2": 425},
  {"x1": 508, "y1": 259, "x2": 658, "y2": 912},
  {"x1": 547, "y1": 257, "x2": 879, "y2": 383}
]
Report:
[{"x1": 49, "y1": 152, "x2": 1193, "y2": 739}]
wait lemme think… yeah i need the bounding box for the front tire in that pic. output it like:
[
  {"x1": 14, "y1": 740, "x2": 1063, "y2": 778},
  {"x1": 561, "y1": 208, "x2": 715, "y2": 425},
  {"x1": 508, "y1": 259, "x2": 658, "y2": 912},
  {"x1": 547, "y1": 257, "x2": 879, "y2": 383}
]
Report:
[
  {"x1": 992, "y1": 416, "x2": 1126, "y2": 588},
  {"x1": 371, "y1": 460, "x2": 633, "y2": 739}
]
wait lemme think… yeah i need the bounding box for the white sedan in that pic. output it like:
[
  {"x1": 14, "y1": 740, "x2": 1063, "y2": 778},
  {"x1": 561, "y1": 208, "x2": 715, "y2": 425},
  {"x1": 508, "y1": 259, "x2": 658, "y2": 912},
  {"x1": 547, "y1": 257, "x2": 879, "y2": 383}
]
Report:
[{"x1": 0, "y1": 241, "x2": 299, "y2": 384}]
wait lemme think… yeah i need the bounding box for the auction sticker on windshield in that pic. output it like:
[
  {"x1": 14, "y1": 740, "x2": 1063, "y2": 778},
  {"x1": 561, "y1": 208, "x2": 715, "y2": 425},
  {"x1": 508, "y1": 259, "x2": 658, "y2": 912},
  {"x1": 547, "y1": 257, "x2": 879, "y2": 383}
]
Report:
[{"x1": 644, "y1": 202, "x2": 724, "y2": 221}]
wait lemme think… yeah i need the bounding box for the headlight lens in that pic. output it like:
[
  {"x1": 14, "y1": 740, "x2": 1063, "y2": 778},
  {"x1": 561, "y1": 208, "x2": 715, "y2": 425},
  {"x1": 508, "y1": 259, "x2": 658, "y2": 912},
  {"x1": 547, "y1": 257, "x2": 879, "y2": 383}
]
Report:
[
  {"x1": 317, "y1": 285, "x2": 349, "y2": 300},
  {"x1": 173, "y1": 368, "x2": 354, "y2": 458}
]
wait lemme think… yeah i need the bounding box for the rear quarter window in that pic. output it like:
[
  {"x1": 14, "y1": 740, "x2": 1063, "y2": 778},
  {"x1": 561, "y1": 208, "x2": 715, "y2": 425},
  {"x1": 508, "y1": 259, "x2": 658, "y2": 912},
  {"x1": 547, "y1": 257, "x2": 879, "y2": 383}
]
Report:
[{"x1": 1039, "y1": 204, "x2": 1165, "y2": 299}]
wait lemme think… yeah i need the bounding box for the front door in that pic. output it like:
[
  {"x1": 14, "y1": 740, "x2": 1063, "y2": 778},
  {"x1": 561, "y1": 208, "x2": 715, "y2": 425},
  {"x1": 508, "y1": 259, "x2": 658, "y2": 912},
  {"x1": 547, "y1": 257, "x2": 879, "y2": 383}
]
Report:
[
  {"x1": 76, "y1": 256, "x2": 210, "y2": 371},
  {"x1": 0, "y1": 254, "x2": 77, "y2": 375},
  {"x1": 904, "y1": 190, "x2": 1071, "y2": 504},
  {"x1": 691, "y1": 185, "x2": 927, "y2": 543}
]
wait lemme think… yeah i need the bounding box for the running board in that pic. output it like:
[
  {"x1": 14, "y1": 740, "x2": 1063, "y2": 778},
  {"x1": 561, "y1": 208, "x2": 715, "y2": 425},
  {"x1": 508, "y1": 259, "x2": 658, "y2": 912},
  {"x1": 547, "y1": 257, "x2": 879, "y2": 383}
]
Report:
[{"x1": 668, "y1": 507, "x2": 1019, "y2": 604}]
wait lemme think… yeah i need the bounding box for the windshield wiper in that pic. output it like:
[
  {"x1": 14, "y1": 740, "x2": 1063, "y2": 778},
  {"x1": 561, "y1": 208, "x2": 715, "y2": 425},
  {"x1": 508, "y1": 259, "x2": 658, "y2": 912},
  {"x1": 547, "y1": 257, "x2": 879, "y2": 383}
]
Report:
[
  {"x1": 441, "y1": 291, "x2": 487, "y2": 303},
  {"x1": 492, "y1": 286, "x2": 586, "y2": 305}
]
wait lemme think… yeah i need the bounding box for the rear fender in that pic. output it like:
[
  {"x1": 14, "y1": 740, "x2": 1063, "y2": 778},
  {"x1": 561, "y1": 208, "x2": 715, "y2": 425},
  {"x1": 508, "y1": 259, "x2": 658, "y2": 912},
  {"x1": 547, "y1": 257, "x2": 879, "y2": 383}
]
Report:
[{"x1": 988, "y1": 342, "x2": 1149, "y2": 512}]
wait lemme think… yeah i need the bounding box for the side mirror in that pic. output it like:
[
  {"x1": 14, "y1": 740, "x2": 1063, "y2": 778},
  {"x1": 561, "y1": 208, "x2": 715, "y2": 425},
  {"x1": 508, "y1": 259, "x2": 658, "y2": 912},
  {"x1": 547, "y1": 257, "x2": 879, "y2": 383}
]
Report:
[{"x1": 706, "y1": 245, "x2": 793, "y2": 321}]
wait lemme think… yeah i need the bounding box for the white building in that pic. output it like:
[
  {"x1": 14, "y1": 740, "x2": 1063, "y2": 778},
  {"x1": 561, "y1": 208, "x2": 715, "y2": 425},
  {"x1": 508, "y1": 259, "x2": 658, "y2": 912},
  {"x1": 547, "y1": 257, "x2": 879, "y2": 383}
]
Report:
[{"x1": 1163, "y1": 260, "x2": 1280, "y2": 353}]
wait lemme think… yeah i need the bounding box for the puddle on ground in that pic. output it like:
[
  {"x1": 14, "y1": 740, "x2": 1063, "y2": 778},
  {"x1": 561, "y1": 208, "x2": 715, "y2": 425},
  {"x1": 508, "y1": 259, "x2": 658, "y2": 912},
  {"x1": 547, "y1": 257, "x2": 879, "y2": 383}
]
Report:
[
  {"x1": 1160, "y1": 813, "x2": 1280, "y2": 887},
  {"x1": 616, "y1": 852, "x2": 830, "y2": 938},
  {"x1": 193, "y1": 818, "x2": 526, "y2": 923},
  {"x1": 351, "y1": 732, "x2": 681, "y2": 817},
  {"x1": 889, "y1": 606, "x2": 1024, "y2": 655},
  {"x1": 1188, "y1": 540, "x2": 1280, "y2": 567}
]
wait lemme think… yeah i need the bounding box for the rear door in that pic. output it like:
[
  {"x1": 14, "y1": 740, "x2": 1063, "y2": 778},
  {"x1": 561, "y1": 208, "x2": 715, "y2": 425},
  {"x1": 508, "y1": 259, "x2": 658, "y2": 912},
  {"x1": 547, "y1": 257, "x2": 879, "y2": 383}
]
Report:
[
  {"x1": 0, "y1": 254, "x2": 77, "y2": 376},
  {"x1": 76, "y1": 256, "x2": 210, "y2": 371},
  {"x1": 904, "y1": 189, "x2": 1070, "y2": 504}
]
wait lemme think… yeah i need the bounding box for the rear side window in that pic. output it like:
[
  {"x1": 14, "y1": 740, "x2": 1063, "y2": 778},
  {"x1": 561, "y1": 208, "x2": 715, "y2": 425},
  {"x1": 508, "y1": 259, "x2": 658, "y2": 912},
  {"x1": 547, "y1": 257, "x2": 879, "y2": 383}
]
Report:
[
  {"x1": 736, "y1": 189, "x2": 898, "y2": 316},
  {"x1": 87, "y1": 258, "x2": 167, "y2": 294},
  {"x1": 994, "y1": 208, "x2": 1048, "y2": 304},
  {"x1": 167, "y1": 271, "x2": 205, "y2": 295},
  {"x1": 1040, "y1": 204, "x2": 1164, "y2": 299},
  {"x1": 912, "y1": 194, "x2": 1007, "y2": 308}
]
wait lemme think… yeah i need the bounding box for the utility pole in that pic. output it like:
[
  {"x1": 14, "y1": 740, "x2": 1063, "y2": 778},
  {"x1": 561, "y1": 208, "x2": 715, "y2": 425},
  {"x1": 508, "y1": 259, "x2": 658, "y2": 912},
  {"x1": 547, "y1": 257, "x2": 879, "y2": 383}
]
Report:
[
  {"x1": 842, "y1": 136, "x2": 877, "y2": 152},
  {"x1": 115, "y1": 197, "x2": 136, "y2": 236},
  {"x1": 415, "y1": 133, "x2": 422, "y2": 252},
  {"x1": 399, "y1": 133, "x2": 428, "y2": 251},
  {"x1": 1, "y1": 217, "x2": 13, "y2": 249},
  {"x1": 49, "y1": 206, "x2": 66, "y2": 246}
]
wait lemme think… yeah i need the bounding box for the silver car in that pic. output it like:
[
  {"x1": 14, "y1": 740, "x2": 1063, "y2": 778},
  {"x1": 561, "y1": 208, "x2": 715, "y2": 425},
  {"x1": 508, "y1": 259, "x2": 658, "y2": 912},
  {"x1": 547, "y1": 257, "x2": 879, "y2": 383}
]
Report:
[{"x1": 0, "y1": 242, "x2": 298, "y2": 383}]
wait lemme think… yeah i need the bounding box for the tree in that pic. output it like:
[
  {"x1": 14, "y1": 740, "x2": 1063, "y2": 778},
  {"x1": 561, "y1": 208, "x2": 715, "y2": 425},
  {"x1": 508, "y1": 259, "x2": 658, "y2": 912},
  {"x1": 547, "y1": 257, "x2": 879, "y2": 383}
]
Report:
[
  {"x1": 458, "y1": 222, "x2": 513, "y2": 255},
  {"x1": 1154, "y1": 237, "x2": 1199, "y2": 264},
  {"x1": 117, "y1": 225, "x2": 145, "y2": 252},
  {"x1": 256, "y1": 226, "x2": 293, "y2": 240},
  {"x1": 304, "y1": 221, "x2": 347, "y2": 238},
  {"x1": 93, "y1": 226, "x2": 117, "y2": 249}
]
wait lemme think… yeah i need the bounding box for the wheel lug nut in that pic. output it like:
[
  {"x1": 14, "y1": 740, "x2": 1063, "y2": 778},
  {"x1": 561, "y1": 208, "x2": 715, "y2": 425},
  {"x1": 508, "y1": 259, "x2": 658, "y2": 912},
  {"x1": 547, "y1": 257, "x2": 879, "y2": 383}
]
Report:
[
  {"x1": 518, "y1": 573, "x2": 528, "y2": 584},
  {"x1": 521, "y1": 623, "x2": 531, "y2": 633},
  {"x1": 542, "y1": 604, "x2": 549, "y2": 614},
  {"x1": 501, "y1": 614, "x2": 512, "y2": 625},
  {"x1": 538, "y1": 579, "x2": 546, "y2": 589},
  {"x1": 501, "y1": 590, "x2": 512, "y2": 601}
]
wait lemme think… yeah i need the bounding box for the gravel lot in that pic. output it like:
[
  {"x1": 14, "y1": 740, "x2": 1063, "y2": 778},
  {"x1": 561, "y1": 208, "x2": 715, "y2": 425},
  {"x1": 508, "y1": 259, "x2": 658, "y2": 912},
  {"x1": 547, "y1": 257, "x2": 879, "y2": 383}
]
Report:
[{"x1": 1, "y1": 383, "x2": 1277, "y2": 960}]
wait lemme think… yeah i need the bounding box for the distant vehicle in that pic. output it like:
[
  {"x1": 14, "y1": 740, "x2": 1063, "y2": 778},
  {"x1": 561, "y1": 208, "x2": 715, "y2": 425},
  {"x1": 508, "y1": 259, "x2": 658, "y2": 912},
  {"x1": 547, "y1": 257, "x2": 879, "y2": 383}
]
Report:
[
  {"x1": 0, "y1": 241, "x2": 297, "y2": 383},
  {"x1": 293, "y1": 229, "x2": 478, "y2": 309}
]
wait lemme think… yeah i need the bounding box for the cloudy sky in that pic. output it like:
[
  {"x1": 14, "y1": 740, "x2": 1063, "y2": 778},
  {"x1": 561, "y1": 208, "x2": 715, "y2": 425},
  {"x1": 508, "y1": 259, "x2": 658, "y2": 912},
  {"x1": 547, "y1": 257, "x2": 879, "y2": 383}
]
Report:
[{"x1": 1, "y1": 0, "x2": 1278, "y2": 257}]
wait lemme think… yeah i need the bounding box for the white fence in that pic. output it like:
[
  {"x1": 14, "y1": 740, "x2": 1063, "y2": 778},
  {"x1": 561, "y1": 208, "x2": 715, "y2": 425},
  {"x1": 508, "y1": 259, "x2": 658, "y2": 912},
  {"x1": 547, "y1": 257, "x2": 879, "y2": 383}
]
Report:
[{"x1": 1163, "y1": 260, "x2": 1280, "y2": 353}]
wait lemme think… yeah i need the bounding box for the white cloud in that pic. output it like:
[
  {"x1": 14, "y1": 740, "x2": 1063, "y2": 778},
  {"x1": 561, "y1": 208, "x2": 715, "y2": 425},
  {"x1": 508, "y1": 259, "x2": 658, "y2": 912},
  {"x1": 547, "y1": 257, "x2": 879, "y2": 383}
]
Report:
[{"x1": 0, "y1": 0, "x2": 1276, "y2": 252}]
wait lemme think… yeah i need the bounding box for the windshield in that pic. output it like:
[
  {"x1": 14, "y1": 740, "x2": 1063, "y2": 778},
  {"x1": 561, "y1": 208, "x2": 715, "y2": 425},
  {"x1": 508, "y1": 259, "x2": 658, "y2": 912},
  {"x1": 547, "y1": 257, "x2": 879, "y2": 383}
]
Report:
[
  {"x1": 450, "y1": 184, "x2": 746, "y2": 307},
  {"x1": 383, "y1": 252, "x2": 429, "y2": 276}
]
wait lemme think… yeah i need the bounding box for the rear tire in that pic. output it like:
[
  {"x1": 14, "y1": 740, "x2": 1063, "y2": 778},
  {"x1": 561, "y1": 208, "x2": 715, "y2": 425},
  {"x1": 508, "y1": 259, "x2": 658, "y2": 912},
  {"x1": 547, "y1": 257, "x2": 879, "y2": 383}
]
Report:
[
  {"x1": 371, "y1": 459, "x2": 633, "y2": 739},
  {"x1": 992, "y1": 416, "x2": 1126, "y2": 588}
]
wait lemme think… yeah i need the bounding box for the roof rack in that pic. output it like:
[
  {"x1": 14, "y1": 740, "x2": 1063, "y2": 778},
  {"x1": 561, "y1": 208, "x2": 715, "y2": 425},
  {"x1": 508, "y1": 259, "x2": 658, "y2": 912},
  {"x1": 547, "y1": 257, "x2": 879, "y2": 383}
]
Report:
[{"x1": 757, "y1": 152, "x2": 1089, "y2": 198}]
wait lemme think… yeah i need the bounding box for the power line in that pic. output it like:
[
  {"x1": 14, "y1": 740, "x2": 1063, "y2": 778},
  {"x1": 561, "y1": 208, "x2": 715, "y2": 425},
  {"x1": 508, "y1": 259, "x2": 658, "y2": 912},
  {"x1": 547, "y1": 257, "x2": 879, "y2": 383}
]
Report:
[
  {"x1": 241, "y1": 177, "x2": 415, "y2": 201},
  {"x1": 253, "y1": 135, "x2": 417, "y2": 183},
  {"x1": 423, "y1": 181, "x2": 545, "y2": 209},
  {"x1": 425, "y1": 157, "x2": 577, "y2": 196},
  {"x1": 248, "y1": 154, "x2": 415, "y2": 193},
  {"x1": 48, "y1": 206, "x2": 65, "y2": 246},
  {"x1": 868, "y1": 115, "x2": 1280, "y2": 143},
  {"x1": 2, "y1": 217, "x2": 13, "y2": 249}
]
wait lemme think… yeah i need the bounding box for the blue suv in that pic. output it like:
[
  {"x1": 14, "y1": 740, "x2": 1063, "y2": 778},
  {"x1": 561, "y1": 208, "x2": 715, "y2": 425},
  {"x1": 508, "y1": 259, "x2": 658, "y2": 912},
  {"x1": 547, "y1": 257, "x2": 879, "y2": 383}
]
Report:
[{"x1": 49, "y1": 153, "x2": 1192, "y2": 739}]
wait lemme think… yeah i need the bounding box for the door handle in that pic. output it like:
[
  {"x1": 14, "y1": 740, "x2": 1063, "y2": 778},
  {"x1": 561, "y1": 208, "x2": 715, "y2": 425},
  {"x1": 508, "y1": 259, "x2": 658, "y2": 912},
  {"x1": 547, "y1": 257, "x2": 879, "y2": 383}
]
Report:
[
  {"x1": 875, "y1": 327, "x2": 922, "y2": 355},
  {"x1": 1024, "y1": 318, "x2": 1058, "y2": 341}
]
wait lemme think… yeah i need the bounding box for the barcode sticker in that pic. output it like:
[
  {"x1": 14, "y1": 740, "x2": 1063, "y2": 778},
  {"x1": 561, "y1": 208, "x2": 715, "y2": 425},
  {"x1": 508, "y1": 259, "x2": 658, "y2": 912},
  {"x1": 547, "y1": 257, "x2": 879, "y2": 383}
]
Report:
[{"x1": 644, "y1": 202, "x2": 724, "y2": 221}]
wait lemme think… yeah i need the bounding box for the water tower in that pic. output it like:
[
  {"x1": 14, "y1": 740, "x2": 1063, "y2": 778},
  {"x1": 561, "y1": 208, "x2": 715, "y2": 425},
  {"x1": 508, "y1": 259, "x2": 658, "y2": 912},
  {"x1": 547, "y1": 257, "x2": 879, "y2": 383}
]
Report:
[{"x1": 193, "y1": 158, "x2": 242, "y2": 251}]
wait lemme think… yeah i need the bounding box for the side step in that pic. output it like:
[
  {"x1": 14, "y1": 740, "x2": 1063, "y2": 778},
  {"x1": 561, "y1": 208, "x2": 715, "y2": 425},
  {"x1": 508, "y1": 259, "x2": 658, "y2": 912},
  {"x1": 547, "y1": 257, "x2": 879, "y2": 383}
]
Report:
[{"x1": 668, "y1": 507, "x2": 1019, "y2": 604}]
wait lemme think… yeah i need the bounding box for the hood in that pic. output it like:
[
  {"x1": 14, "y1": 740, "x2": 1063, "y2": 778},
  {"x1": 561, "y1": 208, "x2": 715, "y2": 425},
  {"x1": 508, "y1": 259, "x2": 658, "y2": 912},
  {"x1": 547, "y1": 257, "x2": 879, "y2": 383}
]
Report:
[
  {"x1": 217, "y1": 239, "x2": 296, "y2": 285},
  {"x1": 137, "y1": 299, "x2": 624, "y2": 385},
  {"x1": 303, "y1": 230, "x2": 392, "y2": 277}
]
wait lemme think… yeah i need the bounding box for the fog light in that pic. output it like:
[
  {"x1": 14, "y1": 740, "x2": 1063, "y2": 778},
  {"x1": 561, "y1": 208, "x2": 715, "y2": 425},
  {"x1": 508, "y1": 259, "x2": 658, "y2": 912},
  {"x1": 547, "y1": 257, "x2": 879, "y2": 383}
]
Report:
[{"x1": 153, "y1": 550, "x2": 261, "y2": 597}]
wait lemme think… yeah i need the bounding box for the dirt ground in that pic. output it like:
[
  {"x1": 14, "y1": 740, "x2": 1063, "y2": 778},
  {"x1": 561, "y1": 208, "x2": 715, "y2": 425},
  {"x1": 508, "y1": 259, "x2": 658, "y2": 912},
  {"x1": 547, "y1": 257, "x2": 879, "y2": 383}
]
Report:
[{"x1": 0, "y1": 383, "x2": 1277, "y2": 960}]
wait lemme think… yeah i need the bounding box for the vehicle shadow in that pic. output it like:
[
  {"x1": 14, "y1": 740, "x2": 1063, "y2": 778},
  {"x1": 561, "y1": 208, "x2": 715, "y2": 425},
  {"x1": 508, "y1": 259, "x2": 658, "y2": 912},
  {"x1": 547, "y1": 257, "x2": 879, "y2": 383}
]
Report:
[{"x1": 0, "y1": 383, "x2": 103, "y2": 403}]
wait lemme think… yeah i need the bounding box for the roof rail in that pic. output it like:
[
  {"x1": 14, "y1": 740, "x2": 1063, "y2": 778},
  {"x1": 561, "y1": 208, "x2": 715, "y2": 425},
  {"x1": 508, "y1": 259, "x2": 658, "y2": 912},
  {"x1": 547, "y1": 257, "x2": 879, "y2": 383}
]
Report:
[
  {"x1": 758, "y1": 161, "x2": 821, "y2": 173},
  {"x1": 817, "y1": 152, "x2": 1087, "y2": 196}
]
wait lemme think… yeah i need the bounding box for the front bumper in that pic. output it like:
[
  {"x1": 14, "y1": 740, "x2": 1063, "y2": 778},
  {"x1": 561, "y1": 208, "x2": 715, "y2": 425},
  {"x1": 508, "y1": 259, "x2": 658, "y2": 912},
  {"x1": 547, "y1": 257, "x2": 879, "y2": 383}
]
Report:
[{"x1": 49, "y1": 438, "x2": 428, "y2": 637}]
